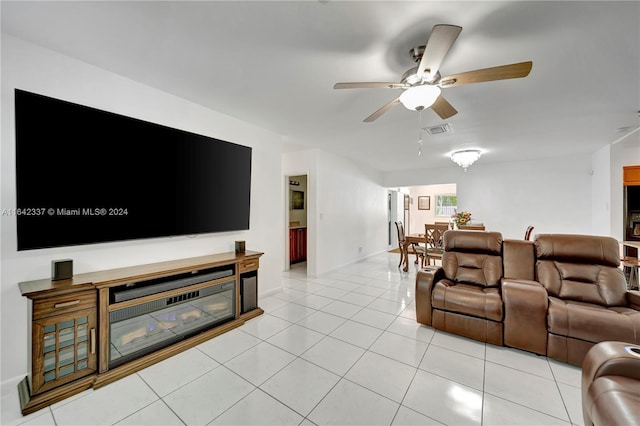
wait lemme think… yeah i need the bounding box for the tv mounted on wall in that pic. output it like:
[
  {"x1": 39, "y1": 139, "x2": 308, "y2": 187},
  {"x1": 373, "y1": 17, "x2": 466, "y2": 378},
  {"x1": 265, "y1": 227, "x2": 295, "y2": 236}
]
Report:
[{"x1": 14, "y1": 89, "x2": 252, "y2": 251}]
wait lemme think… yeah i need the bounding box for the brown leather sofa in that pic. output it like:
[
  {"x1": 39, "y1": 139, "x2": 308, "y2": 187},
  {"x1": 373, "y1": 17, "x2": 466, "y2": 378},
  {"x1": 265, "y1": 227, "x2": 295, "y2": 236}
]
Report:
[
  {"x1": 416, "y1": 232, "x2": 640, "y2": 366},
  {"x1": 503, "y1": 234, "x2": 640, "y2": 365},
  {"x1": 415, "y1": 231, "x2": 505, "y2": 345},
  {"x1": 581, "y1": 341, "x2": 640, "y2": 425}
]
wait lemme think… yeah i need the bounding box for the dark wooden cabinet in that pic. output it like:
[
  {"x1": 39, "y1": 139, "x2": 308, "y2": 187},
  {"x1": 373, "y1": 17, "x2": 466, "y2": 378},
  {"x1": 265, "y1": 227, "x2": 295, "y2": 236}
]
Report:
[
  {"x1": 289, "y1": 227, "x2": 307, "y2": 263},
  {"x1": 624, "y1": 165, "x2": 640, "y2": 186}
]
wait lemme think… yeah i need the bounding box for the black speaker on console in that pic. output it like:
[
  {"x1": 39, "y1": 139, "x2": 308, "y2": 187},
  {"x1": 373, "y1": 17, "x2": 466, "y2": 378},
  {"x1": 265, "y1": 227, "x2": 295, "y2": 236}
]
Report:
[
  {"x1": 51, "y1": 259, "x2": 73, "y2": 281},
  {"x1": 241, "y1": 273, "x2": 257, "y2": 313}
]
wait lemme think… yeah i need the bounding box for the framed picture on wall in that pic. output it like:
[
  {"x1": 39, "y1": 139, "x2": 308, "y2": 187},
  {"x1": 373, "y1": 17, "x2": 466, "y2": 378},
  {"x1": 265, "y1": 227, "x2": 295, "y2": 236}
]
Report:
[
  {"x1": 291, "y1": 190, "x2": 304, "y2": 209},
  {"x1": 418, "y1": 196, "x2": 430, "y2": 210}
]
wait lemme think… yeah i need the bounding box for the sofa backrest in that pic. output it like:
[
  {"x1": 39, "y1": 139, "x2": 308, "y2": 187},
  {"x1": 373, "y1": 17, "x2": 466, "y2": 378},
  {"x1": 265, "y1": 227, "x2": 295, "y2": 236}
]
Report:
[
  {"x1": 503, "y1": 239, "x2": 536, "y2": 280},
  {"x1": 535, "y1": 234, "x2": 627, "y2": 306},
  {"x1": 442, "y1": 231, "x2": 503, "y2": 287}
]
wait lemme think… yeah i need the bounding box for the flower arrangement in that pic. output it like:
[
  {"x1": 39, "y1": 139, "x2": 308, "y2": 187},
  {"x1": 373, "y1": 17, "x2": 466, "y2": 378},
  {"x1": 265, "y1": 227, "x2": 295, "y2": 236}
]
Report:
[{"x1": 452, "y1": 211, "x2": 472, "y2": 228}]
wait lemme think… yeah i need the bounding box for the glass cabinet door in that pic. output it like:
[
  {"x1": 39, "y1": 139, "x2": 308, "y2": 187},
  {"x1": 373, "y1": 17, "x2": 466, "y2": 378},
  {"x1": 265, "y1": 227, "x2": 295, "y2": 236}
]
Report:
[{"x1": 32, "y1": 308, "x2": 97, "y2": 395}]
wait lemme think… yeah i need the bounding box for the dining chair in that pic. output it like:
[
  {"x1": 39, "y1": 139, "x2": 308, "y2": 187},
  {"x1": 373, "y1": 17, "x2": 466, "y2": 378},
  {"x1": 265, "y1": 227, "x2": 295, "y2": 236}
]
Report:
[
  {"x1": 621, "y1": 254, "x2": 640, "y2": 290},
  {"x1": 524, "y1": 225, "x2": 534, "y2": 240},
  {"x1": 435, "y1": 221, "x2": 454, "y2": 230},
  {"x1": 424, "y1": 223, "x2": 449, "y2": 266},
  {"x1": 395, "y1": 221, "x2": 425, "y2": 268}
]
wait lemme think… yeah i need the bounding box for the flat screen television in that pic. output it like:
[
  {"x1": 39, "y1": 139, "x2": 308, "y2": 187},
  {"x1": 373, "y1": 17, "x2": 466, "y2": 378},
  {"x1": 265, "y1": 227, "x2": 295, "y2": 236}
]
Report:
[{"x1": 14, "y1": 89, "x2": 252, "y2": 251}]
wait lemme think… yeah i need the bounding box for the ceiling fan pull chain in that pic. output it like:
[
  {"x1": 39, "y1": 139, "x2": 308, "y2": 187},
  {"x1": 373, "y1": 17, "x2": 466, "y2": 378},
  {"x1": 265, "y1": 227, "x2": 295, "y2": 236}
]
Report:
[{"x1": 417, "y1": 109, "x2": 424, "y2": 156}]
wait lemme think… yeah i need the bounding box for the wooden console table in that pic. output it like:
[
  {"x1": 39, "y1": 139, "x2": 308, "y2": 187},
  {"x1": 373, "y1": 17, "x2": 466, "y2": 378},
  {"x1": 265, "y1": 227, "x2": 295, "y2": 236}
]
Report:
[{"x1": 17, "y1": 250, "x2": 263, "y2": 415}]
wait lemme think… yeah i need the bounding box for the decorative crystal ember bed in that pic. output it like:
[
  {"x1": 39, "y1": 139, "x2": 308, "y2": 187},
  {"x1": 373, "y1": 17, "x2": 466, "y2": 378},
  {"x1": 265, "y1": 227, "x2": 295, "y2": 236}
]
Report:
[{"x1": 108, "y1": 268, "x2": 235, "y2": 368}]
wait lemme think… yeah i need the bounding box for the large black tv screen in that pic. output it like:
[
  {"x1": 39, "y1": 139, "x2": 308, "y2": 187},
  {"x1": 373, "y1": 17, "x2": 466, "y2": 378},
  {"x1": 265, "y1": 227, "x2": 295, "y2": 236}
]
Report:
[{"x1": 15, "y1": 89, "x2": 252, "y2": 251}]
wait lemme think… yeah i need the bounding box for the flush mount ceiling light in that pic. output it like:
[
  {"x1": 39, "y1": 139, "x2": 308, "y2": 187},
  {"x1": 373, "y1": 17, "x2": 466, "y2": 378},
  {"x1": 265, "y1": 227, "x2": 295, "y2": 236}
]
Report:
[
  {"x1": 450, "y1": 149, "x2": 482, "y2": 171},
  {"x1": 399, "y1": 85, "x2": 442, "y2": 111}
]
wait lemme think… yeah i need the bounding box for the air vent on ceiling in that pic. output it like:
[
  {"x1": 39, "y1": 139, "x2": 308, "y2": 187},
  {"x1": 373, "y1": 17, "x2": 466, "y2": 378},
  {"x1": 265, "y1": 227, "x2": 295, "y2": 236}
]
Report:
[{"x1": 424, "y1": 123, "x2": 452, "y2": 135}]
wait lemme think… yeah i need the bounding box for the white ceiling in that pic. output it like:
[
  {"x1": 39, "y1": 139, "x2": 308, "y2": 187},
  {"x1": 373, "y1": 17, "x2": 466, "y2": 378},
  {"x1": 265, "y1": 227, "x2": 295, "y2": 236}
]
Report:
[{"x1": 2, "y1": 1, "x2": 639, "y2": 172}]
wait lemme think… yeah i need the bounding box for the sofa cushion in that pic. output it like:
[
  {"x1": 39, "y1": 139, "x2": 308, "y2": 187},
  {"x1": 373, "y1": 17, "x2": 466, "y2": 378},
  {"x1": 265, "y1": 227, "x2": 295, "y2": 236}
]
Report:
[
  {"x1": 444, "y1": 230, "x2": 502, "y2": 254},
  {"x1": 442, "y1": 253, "x2": 503, "y2": 287},
  {"x1": 536, "y1": 234, "x2": 620, "y2": 267},
  {"x1": 538, "y1": 260, "x2": 628, "y2": 306},
  {"x1": 441, "y1": 231, "x2": 503, "y2": 287},
  {"x1": 547, "y1": 297, "x2": 640, "y2": 343},
  {"x1": 503, "y1": 239, "x2": 535, "y2": 280},
  {"x1": 432, "y1": 279, "x2": 503, "y2": 321}
]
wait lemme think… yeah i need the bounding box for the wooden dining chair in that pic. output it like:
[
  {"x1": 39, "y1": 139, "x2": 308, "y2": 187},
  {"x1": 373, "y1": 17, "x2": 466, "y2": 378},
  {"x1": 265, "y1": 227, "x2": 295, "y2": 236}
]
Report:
[
  {"x1": 395, "y1": 221, "x2": 425, "y2": 268},
  {"x1": 524, "y1": 225, "x2": 534, "y2": 240},
  {"x1": 424, "y1": 223, "x2": 449, "y2": 266},
  {"x1": 622, "y1": 256, "x2": 639, "y2": 290},
  {"x1": 435, "y1": 221, "x2": 454, "y2": 230}
]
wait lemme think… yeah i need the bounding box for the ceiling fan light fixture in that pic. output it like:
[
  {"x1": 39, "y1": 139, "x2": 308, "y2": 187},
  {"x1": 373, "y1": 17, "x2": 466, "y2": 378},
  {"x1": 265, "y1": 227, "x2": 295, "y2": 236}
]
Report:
[
  {"x1": 399, "y1": 85, "x2": 441, "y2": 111},
  {"x1": 450, "y1": 149, "x2": 482, "y2": 171}
]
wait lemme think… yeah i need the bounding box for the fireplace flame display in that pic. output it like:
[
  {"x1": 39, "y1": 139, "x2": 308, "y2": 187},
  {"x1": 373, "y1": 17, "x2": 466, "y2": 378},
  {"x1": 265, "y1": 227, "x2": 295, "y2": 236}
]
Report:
[{"x1": 109, "y1": 279, "x2": 235, "y2": 368}]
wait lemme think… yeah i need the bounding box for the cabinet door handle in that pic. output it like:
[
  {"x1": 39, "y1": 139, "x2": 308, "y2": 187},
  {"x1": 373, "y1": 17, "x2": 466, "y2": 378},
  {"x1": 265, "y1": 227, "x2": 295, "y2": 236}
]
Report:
[
  {"x1": 54, "y1": 300, "x2": 80, "y2": 308},
  {"x1": 90, "y1": 328, "x2": 96, "y2": 355}
]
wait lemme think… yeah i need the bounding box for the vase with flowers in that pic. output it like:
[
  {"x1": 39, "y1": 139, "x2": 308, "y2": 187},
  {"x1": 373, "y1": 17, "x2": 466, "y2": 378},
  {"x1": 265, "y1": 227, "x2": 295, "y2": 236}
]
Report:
[{"x1": 452, "y1": 211, "x2": 472, "y2": 228}]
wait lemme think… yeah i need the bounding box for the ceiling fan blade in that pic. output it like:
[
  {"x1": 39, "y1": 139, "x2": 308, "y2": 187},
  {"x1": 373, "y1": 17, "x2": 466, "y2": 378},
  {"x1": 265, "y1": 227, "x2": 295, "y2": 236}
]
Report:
[
  {"x1": 431, "y1": 95, "x2": 458, "y2": 119},
  {"x1": 334, "y1": 82, "x2": 408, "y2": 90},
  {"x1": 363, "y1": 97, "x2": 401, "y2": 122},
  {"x1": 439, "y1": 61, "x2": 533, "y2": 88},
  {"x1": 417, "y1": 24, "x2": 463, "y2": 79}
]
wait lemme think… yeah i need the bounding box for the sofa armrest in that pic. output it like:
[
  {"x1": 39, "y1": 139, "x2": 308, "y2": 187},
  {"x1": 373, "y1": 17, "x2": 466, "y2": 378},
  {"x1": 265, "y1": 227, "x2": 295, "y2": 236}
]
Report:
[
  {"x1": 502, "y1": 278, "x2": 548, "y2": 355},
  {"x1": 627, "y1": 290, "x2": 640, "y2": 310},
  {"x1": 583, "y1": 341, "x2": 640, "y2": 386},
  {"x1": 415, "y1": 266, "x2": 444, "y2": 326},
  {"x1": 581, "y1": 341, "x2": 640, "y2": 426}
]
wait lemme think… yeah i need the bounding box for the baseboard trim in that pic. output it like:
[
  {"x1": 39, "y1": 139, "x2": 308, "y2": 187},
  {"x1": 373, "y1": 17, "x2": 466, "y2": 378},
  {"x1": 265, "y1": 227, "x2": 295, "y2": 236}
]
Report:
[{"x1": 2, "y1": 374, "x2": 26, "y2": 398}]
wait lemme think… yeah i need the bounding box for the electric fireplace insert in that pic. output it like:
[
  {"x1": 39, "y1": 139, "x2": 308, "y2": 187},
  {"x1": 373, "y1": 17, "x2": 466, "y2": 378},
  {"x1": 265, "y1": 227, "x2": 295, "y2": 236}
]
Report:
[{"x1": 108, "y1": 267, "x2": 235, "y2": 368}]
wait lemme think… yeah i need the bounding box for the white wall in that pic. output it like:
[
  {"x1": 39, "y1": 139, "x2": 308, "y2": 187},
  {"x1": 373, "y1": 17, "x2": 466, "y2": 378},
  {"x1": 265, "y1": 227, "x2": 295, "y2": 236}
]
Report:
[
  {"x1": 314, "y1": 150, "x2": 388, "y2": 274},
  {"x1": 388, "y1": 190, "x2": 404, "y2": 248},
  {"x1": 283, "y1": 149, "x2": 388, "y2": 276},
  {"x1": 591, "y1": 145, "x2": 612, "y2": 237},
  {"x1": 385, "y1": 155, "x2": 594, "y2": 239},
  {"x1": 408, "y1": 184, "x2": 456, "y2": 234},
  {"x1": 1, "y1": 35, "x2": 283, "y2": 388}
]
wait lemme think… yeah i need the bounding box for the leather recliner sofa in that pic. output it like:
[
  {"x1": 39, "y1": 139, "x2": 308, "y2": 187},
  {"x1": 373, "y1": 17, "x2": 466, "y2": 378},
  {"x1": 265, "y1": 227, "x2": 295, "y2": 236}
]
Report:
[
  {"x1": 581, "y1": 341, "x2": 640, "y2": 425},
  {"x1": 416, "y1": 232, "x2": 640, "y2": 366},
  {"x1": 503, "y1": 234, "x2": 640, "y2": 365},
  {"x1": 416, "y1": 231, "x2": 505, "y2": 345}
]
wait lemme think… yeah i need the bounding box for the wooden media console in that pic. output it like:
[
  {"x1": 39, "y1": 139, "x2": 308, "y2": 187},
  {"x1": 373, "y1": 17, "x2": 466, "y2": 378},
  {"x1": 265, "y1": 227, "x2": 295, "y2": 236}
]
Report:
[{"x1": 18, "y1": 250, "x2": 263, "y2": 415}]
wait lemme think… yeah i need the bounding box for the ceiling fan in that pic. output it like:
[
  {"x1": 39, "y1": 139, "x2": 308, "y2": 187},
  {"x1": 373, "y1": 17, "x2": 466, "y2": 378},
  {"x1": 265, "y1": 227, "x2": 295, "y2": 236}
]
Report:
[{"x1": 334, "y1": 24, "x2": 533, "y2": 122}]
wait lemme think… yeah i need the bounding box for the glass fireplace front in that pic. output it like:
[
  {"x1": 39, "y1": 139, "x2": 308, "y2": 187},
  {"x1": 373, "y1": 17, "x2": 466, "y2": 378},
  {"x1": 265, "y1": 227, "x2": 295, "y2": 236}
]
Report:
[{"x1": 109, "y1": 280, "x2": 235, "y2": 368}]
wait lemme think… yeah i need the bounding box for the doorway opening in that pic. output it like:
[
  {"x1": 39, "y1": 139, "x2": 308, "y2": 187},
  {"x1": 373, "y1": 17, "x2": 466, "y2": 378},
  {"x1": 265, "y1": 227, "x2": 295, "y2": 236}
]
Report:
[
  {"x1": 287, "y1": 174, "x2": 308, "y2": 273},
  {"x1": 387, "y1": 183, "x2": 457, "y2": 250}
]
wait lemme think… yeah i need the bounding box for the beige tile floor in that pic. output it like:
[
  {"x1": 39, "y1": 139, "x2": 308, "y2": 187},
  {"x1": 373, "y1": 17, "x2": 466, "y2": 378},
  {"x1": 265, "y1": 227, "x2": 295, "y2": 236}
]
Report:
[{"x1": 1, "y1": 252, "x2": 583, "y2": 426}]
